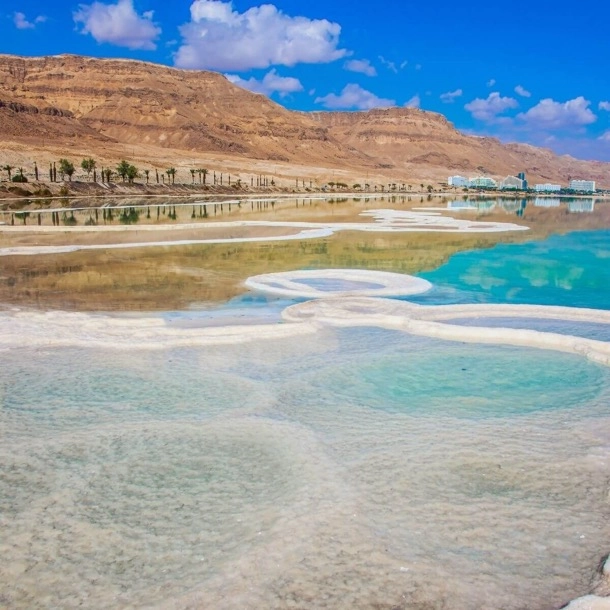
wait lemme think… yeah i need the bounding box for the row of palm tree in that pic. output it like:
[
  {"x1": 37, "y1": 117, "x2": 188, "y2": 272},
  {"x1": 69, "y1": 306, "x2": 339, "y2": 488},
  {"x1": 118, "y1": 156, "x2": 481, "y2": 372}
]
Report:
[{"x1": 3, "y1": 160, "x2": 437, "y2": 192}]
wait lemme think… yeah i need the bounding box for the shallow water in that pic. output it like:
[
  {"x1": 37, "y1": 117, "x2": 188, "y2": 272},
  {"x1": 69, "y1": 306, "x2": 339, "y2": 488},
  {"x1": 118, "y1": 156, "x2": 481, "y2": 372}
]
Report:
[
  {"x1": 448, "y1": 317, "x2": 610, "y2": 342},
  {"x1": 2, "y1": 226, "x2": 610, "y2": 609},
  {"x1": 2, "y1": 326, "x2": 610, "y2": 609},
  {"x1": 416, "y1": 229, "x2": 610, "y2": 309}
]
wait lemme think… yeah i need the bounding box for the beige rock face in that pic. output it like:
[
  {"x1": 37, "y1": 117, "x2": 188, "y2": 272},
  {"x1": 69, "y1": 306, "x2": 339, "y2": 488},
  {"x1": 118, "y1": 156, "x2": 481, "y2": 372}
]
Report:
[{"x1": 0, "y1": 54, "x2": 608, "y2": 187}]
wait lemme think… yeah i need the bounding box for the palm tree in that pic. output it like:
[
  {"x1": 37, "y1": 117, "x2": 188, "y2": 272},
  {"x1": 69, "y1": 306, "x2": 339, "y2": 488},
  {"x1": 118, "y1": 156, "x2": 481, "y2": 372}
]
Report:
[
  {"x1": 2, "y1": 165, "x2": 13, "y2": 181},
  {"x1": 144, "y1": 169, "x2": 150, "y2": 184},
  {"x1": 58, "y1": 159, "x2": 75, "y2": 181},
  {"x1": 126, "y1": 164, "x2": 138, "y2": 184},
  {"x1": 81, "y1": 158, "x2": 96, "y2": 181},
  {"x1": 190, "y1": 169, "x2": 196, "y2": 184},
  {"x1": 166, "y1": 168, "x2": 177, "y2": 185},
  {"x1": 116, "y1": 160, "x2": 131, "y2": 182}
]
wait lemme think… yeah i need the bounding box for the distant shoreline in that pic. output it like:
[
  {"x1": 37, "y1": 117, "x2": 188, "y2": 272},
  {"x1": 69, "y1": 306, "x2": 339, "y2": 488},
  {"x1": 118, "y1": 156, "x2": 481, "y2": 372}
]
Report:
[{"x1": 0, "y1": 180, "x2": 607, "y2": 209}]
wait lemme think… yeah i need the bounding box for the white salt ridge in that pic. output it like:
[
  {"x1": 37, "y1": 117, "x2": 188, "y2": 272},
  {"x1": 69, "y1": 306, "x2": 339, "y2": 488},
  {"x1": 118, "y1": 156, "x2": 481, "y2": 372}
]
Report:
[
  {"x1": 562, "y1": 595, "x2": 610, "y2": 609},
  {"x1": 245, "y1": 269, "x2": 432, "y2": 299},
  {"x1": 0, "y1": 208, "x2": 528, "y2": 256},
  {"x1": 0, "y1": 309, "x2": 318, "y2": 350},
  {"x1": 2, "y1": 270, "x2": 610, "y2": 374},
  {"x1": 282, "y1": 297, "x2": 610, "y2": 367}
]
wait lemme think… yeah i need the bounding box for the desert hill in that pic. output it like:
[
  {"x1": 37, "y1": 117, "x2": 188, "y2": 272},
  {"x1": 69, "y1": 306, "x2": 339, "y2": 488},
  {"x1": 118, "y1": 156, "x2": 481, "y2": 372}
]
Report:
[
  {"x1": 0, "y1": 54, "x2": 608, "y2": 188},
  {"x1": 310, "y1": 108, "x2": 610, "y2": 186}
]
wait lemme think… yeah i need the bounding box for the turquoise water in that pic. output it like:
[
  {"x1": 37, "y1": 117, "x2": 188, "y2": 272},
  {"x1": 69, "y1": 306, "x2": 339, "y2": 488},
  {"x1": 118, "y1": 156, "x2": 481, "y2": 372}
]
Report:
[
  {"x1": 414, "y1": 229, "x2": 610, "y2": 309},
  {"x1": 1, "y1": 229, "x2": 610, "y2": 609}
]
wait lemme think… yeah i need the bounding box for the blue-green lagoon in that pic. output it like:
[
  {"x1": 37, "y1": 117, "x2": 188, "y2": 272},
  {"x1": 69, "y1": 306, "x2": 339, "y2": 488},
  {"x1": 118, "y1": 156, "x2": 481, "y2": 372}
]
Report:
[{"x1": 1, "y1": 199, "x2": 610, "y2": 609}]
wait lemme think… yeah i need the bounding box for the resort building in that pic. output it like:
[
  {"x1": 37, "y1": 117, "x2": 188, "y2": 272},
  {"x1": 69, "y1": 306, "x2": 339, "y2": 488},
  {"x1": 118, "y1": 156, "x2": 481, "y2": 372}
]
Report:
[
  {"x1": 448, "y1": 175, "x2": 468, "y2": 187},
  {"x1": 468, "y1": 176, "x2": 497, "y2": 189},
  {"x1": 500, "y1": 175, "x2": 525, "y2": 190},
  {"x1": 569, "y1": 179, "x2": 596, "y2": 192},
  {"x1": 535, "y1": 183, "x2": 561, "y2": 192},
  {"x1": 517, "y1": 172, "x2": 528, "y2": 190}
]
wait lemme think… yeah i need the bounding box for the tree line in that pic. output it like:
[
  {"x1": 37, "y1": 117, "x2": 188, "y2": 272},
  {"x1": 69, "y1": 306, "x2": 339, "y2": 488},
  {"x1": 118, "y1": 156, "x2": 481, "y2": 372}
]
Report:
[{"x1": 1, "y1": 158, "x2": 213, "y2": 186}]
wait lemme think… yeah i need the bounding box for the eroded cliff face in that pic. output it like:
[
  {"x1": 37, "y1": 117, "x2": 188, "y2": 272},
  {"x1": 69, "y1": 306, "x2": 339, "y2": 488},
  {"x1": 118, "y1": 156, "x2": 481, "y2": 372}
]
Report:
[
  {"x1": 0, "y1": 54, "x2": 608, "y2": 186},
  {"x1": 310, "y1": 108, "x2": 610, "y2": 185},
  {"x1": 0, "y1": 54, "x2": 361, "y2": 165}
]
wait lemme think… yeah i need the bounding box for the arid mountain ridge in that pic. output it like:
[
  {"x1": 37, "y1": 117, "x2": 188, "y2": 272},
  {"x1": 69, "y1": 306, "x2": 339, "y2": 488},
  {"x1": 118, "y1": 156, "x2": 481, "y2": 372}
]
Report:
[{"x1": 0, "y1": 54, "x2": 608, "y2": 188}]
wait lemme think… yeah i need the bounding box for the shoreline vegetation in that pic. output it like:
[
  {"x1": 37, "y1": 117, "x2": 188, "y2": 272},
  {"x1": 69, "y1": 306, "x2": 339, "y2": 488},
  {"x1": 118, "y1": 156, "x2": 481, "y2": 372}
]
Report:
[
  {"x1": 1, "y1": 158, "x2": 606, "y2": 208},
  {"x1": 0, "y1": 178, "x2": 605, "y2": 210}
]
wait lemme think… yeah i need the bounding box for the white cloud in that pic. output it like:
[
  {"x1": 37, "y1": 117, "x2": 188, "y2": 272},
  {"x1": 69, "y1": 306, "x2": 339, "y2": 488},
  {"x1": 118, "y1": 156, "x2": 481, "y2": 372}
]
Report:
[
  {"x1": 514, "y1": 85, "x2": 531, "y2": 98},
  {"x1": 465, "y1": 92, "x2": 518, "y2": 122},
  {"x1": 74, "y1": 0, "x2": 161, "y2": 50},
  {"x1": 378, "y1": 55, "x2": 402, "y2": 73},
  {"x1": 404, "y1": 94, "x2": 420, "y2": 108},
  {"x1": 226, "y1": 69, "x2": 303, "y2": 97},
  {"x1": 440, "y1": 88, "x2": 462, "y2": 103},
  {"x1": 315, "y1": 83, "x2": 394, "y2": 110},
  {"x1": 344, "y1": 59, "x2": 376, "y2": 77},
  {"x1": 486, "y1": 79, "x2": 496, "y2": 87},
  {"x1": 517, "y1": 96, "x2": 596, "y2": 129},
  {"x1": 175, "y1": 0, "x2": 347, "y2": 71},
  {"x1": 599, "y1": 130, "x2": 610, "y2": 142},
  {"x1": 599, "y1": 101, "x2": 610, "y2": 111},
  {"x1": 13, "y1": 12, "x2": 46, "y2": 29}
]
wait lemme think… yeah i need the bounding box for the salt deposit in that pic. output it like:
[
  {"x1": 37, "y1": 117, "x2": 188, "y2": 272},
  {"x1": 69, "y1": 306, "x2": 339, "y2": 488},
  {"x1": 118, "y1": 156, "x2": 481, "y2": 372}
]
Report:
[{"x1": 245, "y1": 268, "x2": 432, "y2": 299}]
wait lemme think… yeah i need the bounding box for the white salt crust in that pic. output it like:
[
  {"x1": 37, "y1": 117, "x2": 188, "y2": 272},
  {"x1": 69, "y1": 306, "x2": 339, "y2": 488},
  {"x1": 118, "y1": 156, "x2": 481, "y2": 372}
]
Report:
[
  {"x1": 282, "y1": 297, "x2": 610, "y2": 367},
  {"x1": 245, "y1": 269, "x2": 432, "y2": 299},
  {"x1": 2, "y1": 271, "x2": 610, "y2": 371}
]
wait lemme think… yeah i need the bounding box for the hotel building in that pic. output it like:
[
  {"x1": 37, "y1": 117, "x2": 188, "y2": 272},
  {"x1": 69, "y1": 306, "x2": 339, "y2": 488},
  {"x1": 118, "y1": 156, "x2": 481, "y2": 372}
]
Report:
[
  {"x1": 500, "y1": 175, "x2": 525, "y2": 190},
  {"x1": 468, "y1": 176, "x2": 497, "y2": 189},
  {"x1": 448, "y1": 175, "x2": 469, "y2": 187},
  {"x1": 534, "y1": 183, "x2": 561, "y2": 192},
  {"x1": 569, "y1": 179, "x2": 596, "y2": 192}
]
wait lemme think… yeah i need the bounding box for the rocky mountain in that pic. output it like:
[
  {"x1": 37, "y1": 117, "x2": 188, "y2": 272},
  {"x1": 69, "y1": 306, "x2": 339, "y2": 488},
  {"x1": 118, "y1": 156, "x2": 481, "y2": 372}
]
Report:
[
  {"x1": 0, "y1": 54, "x2": 608, "y2": 187},
  {"x1": 310, "y1": 108, "x2": 610, "y2": 185}
]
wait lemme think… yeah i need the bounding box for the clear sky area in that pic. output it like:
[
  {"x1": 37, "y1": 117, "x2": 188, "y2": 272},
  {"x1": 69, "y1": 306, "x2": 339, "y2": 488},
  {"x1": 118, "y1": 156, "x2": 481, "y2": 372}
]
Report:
[{"x1": 3, "y1": 0, "x2": 610, "y2": 161}]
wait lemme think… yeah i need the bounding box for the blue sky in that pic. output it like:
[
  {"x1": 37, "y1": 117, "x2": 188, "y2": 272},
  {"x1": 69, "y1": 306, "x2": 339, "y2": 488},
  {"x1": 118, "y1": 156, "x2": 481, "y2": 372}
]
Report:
[{"x1": 3, "y1": 0, "x2": 610, "y2": 160}]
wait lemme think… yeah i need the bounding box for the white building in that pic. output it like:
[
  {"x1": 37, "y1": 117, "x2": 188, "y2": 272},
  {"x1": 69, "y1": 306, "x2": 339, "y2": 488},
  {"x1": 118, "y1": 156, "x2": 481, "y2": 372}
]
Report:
[
  {"x1": 534, "y1": 183, "x2": 561, "y2": 192},
  {"x1": 468, "y1": 176, "x2": 497, "y2": 189},
  {"x1": 500, "y1": 175, "x2": 525, "y2": 190},
  {"x1": 448, "y1": 175, "x2": 468, "y2": 187},
  {"x1": 569, "y1": 179, "x2": 596, "y2": 192}
]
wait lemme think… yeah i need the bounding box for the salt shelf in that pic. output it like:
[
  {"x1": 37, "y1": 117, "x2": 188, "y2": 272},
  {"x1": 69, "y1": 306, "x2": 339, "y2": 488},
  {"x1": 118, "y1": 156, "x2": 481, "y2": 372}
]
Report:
[
  {"x1": 245, "y1": 269, "x2": 432, "y2": 299},
  {"x1": 3, "y1": 269, "x2": 610, "y2": 370},
  {"x1": 282, "y1": 295, "x2": 610, "y2": 367}
]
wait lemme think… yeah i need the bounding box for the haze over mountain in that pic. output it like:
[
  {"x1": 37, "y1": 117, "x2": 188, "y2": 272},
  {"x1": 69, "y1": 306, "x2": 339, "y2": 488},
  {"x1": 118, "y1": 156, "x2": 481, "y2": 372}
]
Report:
[{"x1": 1, "y1": 54, "x2": 608, "y2": 188}]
